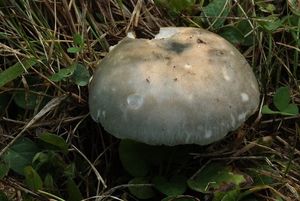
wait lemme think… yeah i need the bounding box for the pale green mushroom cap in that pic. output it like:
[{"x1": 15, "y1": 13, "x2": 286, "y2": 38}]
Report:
[{"x1": 89, "y1": 27, "x2": 260, "y2": 146}]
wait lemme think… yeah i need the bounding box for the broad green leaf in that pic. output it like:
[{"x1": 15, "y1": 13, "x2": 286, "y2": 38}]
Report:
[
  {"x1": 256, "y1": 2, "x2": 276, "y2": 13},
  {"x1": 32, "y1": 152, "x2": 50, "y2": 170},
  {"x1": 213, "y1": 189, "x2": 240, "y2": 201},
  {"x1": 119, "y1": 140, "x2": 150, "y2": 177},
  {"x1": 38, "y1": 132, "x2": 68, "y2": 151},
  {"x1": 259, "y1": 17, "x2": 283, "y2": 32},
  {"x1": 237, "y1": 21, "x2": 254, "y2": 46},
  {"x1": 13, "y1": 91, "x2": 38, "y2": 110},
  {"x1": 67, "y1": 47, "x2": 82, "y2": 53},
  {"x1": 153, "y1": 175, "x2": 187, "y2": 196},
  {"x1": 44, "y1": 174, "x2": 55, "y2": 191},
  {"x1": 261, "y1": 105, "x2": 279, "y2": 115},
  {"x1": 280, "y1": 103, "x2": 299, "y2": 116},
  {"x1": 0, "y1": 191, "x2": 9, "y2": 201},
  {"x1": 0, "y1": 58, "x2": 37, "y2": 88},
  {"x1": 4, "y1": 138, "x2": 40, "y2": 175},
  {"x1": 128, "y1": 177, "x2": 155, "y2": 200},
  {"x1": 219, "y1": 26, "x2": 243, "y2": 45},
  {"x1": 202, "y1": 0, "x2": 231, "y2": 29},
  {"x1": 49, "y1": 66, "x2": 75, "y2": 82},
  {"x1": 72, "y1": 64, "x2": 90, "y2": 86},
  {"x1": 73, "y1": 33, "x2": 84, "y2": 46},
  {"x1": 187, "y1": 162, "x2": 246, "y2": 193},
  {"x1": 24, "y1": 166, "x2": 43, "y2": 191},
  {"x1": 273, "y1": 87, "x2": 291, "y2": 111},
  {"x1": 67, "y1": 178, "x2": 83, "y2": 201},
  {"x1": 0, "y1": 160, "x2": 9, "y2": 178}
]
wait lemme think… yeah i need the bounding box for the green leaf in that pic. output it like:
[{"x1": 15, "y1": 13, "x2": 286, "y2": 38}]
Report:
[
  {"x1": 49, "y1": 66, "x2": 75, "y2": 82},
  {"x1": 236, "y1": 20, "x2": 254, "y2": 46},
  {"x1": 72, "y1": 63, "x2": 90, "y2": 86},
  {"x1": 153, "y1": 175, "x2": 187, "y2": 196},
  {"x1": 219, "y1": 26, "x2": 244, "y2": 45},
  {"x1": 44, "y1": 174, "x2": 55, "y2": 191},
  {"x1": 128, "y1": 177, "x2": 155, "y2": 200},
  {"x1": 13, "y1": 91, "x2": 38, "y2": 110},
  {"x1": 202, "y1": 0, "x2": 231, "y2": 29},
  {"x1": 259, "y1": 17, "x2": 283, "y2": 32},
  {"x1": 213, "y1": 189, "x2": 240, "y2": 201},
  {"x1": 273, "y1": 87, "x2": 291, "y2": 111},
  {"x1": 256, "y1": 2, "x2": 276, "y2": 13},
  {"x1": 0, "y1": 58, "x2": 37, "y2": 88},
  {"x1": 261, "y1": 105, "x2": 279, "y2": 115},
  {"x1": 67, "y1": 178, "x2": 83, "y2": 201},
  {"x1": 67, "y1": 47, "x2": 82, "y2": 53},
  {"x1": 4, "y1": 138, "x2": 40, "y2": 175},
  {"x1": 0, "y1": 160, "x2": 9, "y2": 178},
  {"x1": 73, "y1": 33, "x2": 84, "y2": 46},
  {"x1": 0, "y1": 191, "x2": 9, "y2": 201},
  {"x1": 119, "y1": 140, "x2": 150, "y2": 177},
  {"x1": 38, "y1": 132, "x2": 68, "y2": 151},
  {"x1": 280, "y1": 103, "x2": 299, "y2": 116},
  {"x1": 24, "y1": 166, "x2": 43, "y2": 191},
  {"x1": 187, "y1": 162, "x2": 246, "y2": 193},
  {"x1": 32, "y1": 152, "x2": 50, "y2": 170}
]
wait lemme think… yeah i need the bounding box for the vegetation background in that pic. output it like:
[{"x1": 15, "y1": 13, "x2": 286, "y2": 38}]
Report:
[{"x1": 0, "y1": 0, "x2": 300, "y2": 200}]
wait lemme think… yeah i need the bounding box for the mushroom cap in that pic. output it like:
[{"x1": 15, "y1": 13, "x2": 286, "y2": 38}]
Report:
[{"x1": 89, "y1": 27, "x2": 260, "y2": 146}]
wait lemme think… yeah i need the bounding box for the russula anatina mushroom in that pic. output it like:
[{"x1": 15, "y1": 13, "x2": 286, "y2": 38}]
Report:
[{"x1": 89, "y1": 27, "x2": 260, "y2": 146}]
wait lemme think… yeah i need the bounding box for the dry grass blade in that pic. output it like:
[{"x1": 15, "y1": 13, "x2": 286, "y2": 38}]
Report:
[{"x1": 71, "y1": 144, "x2": 107, "y2": 191}]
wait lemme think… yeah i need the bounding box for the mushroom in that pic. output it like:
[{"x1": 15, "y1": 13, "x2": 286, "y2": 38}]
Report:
[{"x1": 89, "y1": 27, "x2": 260, "y2": 146}]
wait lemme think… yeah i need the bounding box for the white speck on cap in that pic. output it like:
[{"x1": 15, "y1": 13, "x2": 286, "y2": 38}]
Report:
[
  {"x1": 222, "y1": 67, "x2": 231, "y2": 81},
  {"x1": 241, "y1": 93, "x2": 249, "y2": 102},
  {"x1": 102, "y1": 111, "x2": 106, "y2": 118},
  {"x1": 184, "y1": 64, "x2": 192, "y2": 69},
  {"x1": 230, "y1": 114, "x2": 236, "y2": 127},
  {"x1": 127, "y1": 94, "x2": 144, "y2": 110},
  {"x1": 205, "y1": 130, "x2": 212, "y2": 139},
  {"x1": 238, "y1": 113, "x2": 247, "y2": 121}
]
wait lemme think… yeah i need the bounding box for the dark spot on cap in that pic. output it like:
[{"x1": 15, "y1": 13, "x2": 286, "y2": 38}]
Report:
[
  {"x1": 197, "y1": 38, "x2": 206, "y2": 44},
  {"x1": 165, "y1": 41, "x2": 191, "y2": 54},
  {"x1": 215, "y1": 50, "x2": 225, "y2": 56},
  {"x1": 208, "y1": 49, "x2": 226, "y2": 57}
]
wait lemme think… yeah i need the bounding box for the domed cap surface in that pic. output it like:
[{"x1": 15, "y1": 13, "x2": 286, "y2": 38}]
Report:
[{"x1": 89, "y1": 27, "x2": 260, "y2": 146}]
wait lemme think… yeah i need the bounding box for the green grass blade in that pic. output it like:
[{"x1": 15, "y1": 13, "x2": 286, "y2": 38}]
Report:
[{"x1": 0, "y1": 58, "x2": 37, "y2": 88}]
